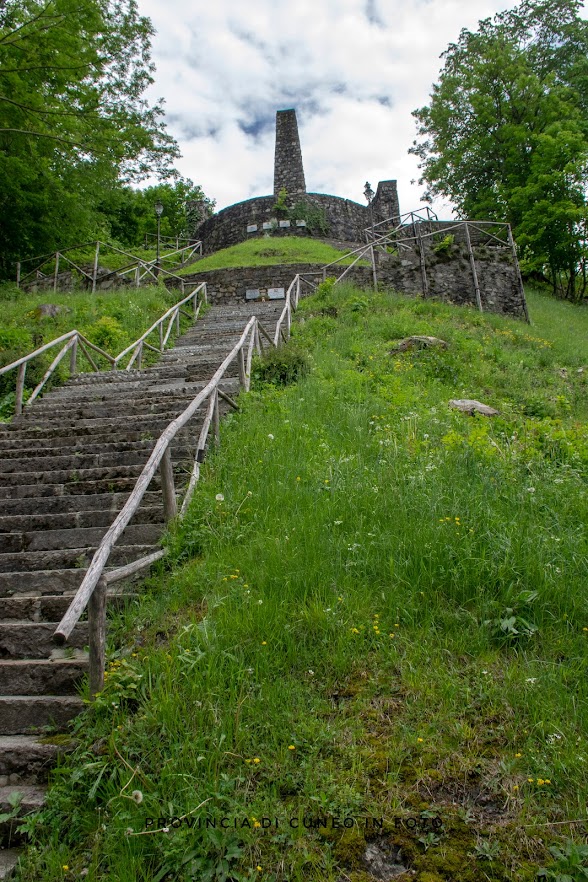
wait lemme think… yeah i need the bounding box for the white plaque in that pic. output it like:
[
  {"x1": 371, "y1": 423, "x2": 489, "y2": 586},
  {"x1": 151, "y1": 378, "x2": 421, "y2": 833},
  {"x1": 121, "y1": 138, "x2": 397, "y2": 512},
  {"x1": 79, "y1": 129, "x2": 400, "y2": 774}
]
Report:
[
  {"x1": 268, "y1": 287, "x2": 285, "y2": 300},
  {"x1": 262, "y1": 222, "x2": 272, "y2": 230},
  {"x1": 279, "y1": 219, "x2": 291, "y2": 228},
  {"x1": 295, "y1": 219, "x2": 307, "y2": 227},
  {"x1": 247, "y1": 224, "x2": 258, "y2": 233},
  {"x1": 245, "y1": 289, "x2": 260, "y2": 300}
]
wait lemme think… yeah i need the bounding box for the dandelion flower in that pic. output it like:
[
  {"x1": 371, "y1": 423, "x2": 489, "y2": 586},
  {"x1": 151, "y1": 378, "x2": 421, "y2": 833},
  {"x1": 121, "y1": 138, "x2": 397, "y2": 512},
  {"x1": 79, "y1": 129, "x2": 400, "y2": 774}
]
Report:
[
  {"x1": 215, "y1": 493, "x2": 224, "y2": 502},
  {"x1": 131, "y1": 790, "x2": 143, "y2": 804},
  {"x1": 417, "y1": 738, "x2": 424, "y2": 743},
  {"x1": 267, "y1": 433, "x2": 274, "y2": 440},
  {"x1": 253, "y1": 757, "x2": 261, "y2": 764},
  {"x1": 261, "y1": 641, "x2": 267, "y2": 645},
  {"x1": 288, "y1": 745, "x2": 296, "y2": 751}
]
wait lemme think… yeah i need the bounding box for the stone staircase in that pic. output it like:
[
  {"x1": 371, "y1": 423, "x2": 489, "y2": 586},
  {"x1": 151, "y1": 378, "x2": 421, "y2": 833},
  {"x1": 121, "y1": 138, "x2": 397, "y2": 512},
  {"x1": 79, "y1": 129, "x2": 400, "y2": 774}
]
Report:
[{"x1": 0, "y1": 300, "x2": 282, "y2": 876}]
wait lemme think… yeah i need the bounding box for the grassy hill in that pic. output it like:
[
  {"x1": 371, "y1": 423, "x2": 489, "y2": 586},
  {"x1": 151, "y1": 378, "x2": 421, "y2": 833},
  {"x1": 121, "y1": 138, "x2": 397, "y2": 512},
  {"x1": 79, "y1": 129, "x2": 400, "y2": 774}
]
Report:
[
  {"x1": 176, "y1": 237, "x2": 369, "y2": 275},
  {"x1": 15, "y1": 284, "x2": 588, "y2": 882}
]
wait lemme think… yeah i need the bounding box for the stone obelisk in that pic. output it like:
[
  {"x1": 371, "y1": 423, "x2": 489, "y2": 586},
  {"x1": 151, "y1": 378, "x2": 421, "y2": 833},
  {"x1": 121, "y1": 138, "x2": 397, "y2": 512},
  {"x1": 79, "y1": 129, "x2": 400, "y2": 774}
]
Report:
[{"x1": 273, "y1": 109, "x2": 306, "y2": 197}]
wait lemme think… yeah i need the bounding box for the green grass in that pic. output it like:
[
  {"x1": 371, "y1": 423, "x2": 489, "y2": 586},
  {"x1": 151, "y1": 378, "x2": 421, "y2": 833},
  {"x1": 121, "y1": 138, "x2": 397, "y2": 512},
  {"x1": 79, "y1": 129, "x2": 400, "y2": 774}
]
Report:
[
  {"x1": 0, "y1": 282, "x2": 198, "y2": 417},
  {"x1": 176, "y1": 236, "x2": 369, "y2": 275},
  {"x1": 13, "y1": 284, "x2": 588, "y2": 882}
]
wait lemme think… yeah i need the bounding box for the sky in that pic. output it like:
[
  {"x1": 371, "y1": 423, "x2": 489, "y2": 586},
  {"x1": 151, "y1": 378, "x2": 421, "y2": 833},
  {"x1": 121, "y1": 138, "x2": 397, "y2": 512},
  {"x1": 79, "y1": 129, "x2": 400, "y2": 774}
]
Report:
[{"x1": 139, "y1": 0, "x2": 525, "y2": 218}]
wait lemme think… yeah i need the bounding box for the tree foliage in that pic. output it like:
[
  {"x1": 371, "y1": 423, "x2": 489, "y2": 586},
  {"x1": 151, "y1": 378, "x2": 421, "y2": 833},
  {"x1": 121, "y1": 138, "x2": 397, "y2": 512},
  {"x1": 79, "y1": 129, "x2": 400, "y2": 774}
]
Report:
[
  {"x1": 96, "y1": 181, "x2": 215, "y2": 250},
  {"x1": 0, "y1": 0, "x2": 189, "y2": 277},
  {"x1": 411, "y1": 0, "x2": 588, "y2": 301}
]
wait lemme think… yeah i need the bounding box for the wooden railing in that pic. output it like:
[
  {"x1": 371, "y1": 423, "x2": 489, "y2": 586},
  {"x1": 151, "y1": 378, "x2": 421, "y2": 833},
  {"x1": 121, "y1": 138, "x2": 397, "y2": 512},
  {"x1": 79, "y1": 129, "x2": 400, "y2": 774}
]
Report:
[
  {"x1": 53, "y1": 273, "x2": 307, "y2": 695},
  {"x1": 0, "y1": 283, "x2": 208, "y2": 416},
  {"x1": 16, "y1": 240, "x2": 202, "y2": 292},
  {"x1": 53, "y1": 316, "x2": 276, "y2": 693}
]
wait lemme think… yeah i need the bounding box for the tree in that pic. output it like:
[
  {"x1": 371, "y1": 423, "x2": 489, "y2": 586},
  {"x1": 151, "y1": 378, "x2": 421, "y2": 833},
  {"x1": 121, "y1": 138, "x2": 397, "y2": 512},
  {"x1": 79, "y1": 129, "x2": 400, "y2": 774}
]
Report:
[
  {"x1": 96, "y1": 180, "x2": 215, "y2": 249},
  {"x1": 410, "y1": 0, "x2": 588, "y2": 301},
  {"x1": 0, "y1": 0, "x2": 181, "y2": 277}
]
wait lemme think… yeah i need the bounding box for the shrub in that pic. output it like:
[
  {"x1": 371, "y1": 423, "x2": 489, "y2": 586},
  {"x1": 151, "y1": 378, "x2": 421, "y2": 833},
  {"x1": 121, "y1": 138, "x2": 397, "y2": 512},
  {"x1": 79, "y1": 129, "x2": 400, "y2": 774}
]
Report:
[{"x1": 251, "y1": 344, "x2": 310, "y2": 387}]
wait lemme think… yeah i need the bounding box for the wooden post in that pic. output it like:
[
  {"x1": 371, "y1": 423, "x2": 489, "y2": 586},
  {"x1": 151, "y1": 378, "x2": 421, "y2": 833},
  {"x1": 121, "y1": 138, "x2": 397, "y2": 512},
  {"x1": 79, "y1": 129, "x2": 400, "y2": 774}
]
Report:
[
  {"x1": 88, "y1": 576, "x2": 107, "y2": 698},
  {"x1": 464, "y1": 223, "x2": 483, "y2": 313},
  {"x1": 213, "y1": 390, "x2": 220, "y2": 446},
  {"x1": 370, "y1": 244, "x2": 378, "y2": 291},
  {"x1": 69, "y1": 336, "x2": 78, "y2": 374},
  {"x1": 53, "y1": 252, "x2": 60, "y2": 292},
  {"x1": 175, "y1": 309, "x2": 180, "y2": 335},
  {"x1": 159, "y1": 323, "x2": 164, "y2": 351},
  {"x1": 16, "y1": 262, "x2": 20, "y2": 288},
  {"x1": 508, "y1": 226, "x2": 530, "y2": 323},
  {"x1": 193, "y1": 291, "x2": 199, "y2": 319},
  {"x1": 254, "y1": 325, "x2": 261, "y2": 354},
  {"x1": 416, "y1": 226, "x2": 429, "y2": 298},
  {"x1": 92, "y1": 242, "x2": 100, "y2": 294},
  {"x1": 136, "y1": 341, "x2": 143, "y2": 370},
  {"x1": 15, "y1": 363, "x2": 26, "y2": 416},
  {"x1": 160, "y1": 448, "x2": 177, "y2": 521},
  {"x1": 238, "y1": 348, "x2": 246, "y2": 388}
]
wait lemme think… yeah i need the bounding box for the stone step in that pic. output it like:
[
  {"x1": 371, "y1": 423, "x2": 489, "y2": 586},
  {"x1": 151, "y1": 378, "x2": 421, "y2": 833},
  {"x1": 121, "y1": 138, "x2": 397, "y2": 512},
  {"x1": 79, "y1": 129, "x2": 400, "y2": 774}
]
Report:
[
  {"x1": 0, "y1": 542, "x2": 156, "y2": 573},
  {"x1": 0, "y1": 442, "x2": 193, "y2": 476},
  {"x1": 0, "y1": 448, "x2": 157, "y2": 475},
  {"x1": 0, "y1": 570, "x2": 85, "y2": 598},
  {"x1": 45, "y1": 379, "x2": 214, "y2": 405},
  {"x1": 0, "y1": 622, "x2": 89, "y2": 659},
  {"x1": 0, "y1": 491, "x2": 161, "y2": 518},
  {"x1": 0, "y1": 424, "x2": 197, "y2": 448},
  {"x1": 0, "y1": 458, "x2": 179, "y2": 490},
  {"x1": 23, "y1": 390, "x2": 211, "y2": 419},
  {"x1": 0, "y1": 658, "x2": 88, "y2": 695},
  {"x1": 0, "y1": 848, "x2": 21, "y2": 879},
  {"x1": 0, "y1": 783, "x2": 46, "y2": 814},
  {"x1": 0, "y1": 437, "x2": 158, "y2": 459},
  {"x1": 0, "y1": 505, "x2": 164, "y2": 534},
  {"x1": 0, "y1": 695, "x2": 84, "y2": 735},
  {"x1": 0, "y1": 587, "x2": 134, "y2": 622},
  {"x1": 7, "y1": 410, "x2": 193, "y2": 434},
  {"x1": 0, "y1": 523, "x2": 163, "y2": 555},
  {"x1": 0, "y1": 734, "x2": 74, "y2": 784},
  {"x1": 0, "y1": 474, "x2": 162, "y2": 500}
]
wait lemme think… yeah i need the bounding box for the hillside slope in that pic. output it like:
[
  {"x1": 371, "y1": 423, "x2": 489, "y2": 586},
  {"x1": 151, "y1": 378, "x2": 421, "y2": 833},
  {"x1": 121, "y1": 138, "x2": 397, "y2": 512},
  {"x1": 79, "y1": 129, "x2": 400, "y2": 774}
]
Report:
[{"x1": 14, "y1": 284, "x2": 588, "y2": 882}]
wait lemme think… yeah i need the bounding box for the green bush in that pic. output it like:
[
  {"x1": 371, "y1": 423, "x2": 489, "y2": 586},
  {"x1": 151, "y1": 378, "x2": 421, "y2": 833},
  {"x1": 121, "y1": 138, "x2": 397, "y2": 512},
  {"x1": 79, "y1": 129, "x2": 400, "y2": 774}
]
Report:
[{"x1": 251, "y1": 344, "x2": 310, "y2": 387}]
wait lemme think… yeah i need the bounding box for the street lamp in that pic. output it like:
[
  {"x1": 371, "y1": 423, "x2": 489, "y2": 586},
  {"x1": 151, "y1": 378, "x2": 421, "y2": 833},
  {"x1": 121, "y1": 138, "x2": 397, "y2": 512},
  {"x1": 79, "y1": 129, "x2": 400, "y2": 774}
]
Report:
[
  {"x1": 363, "y1": 181, "x2": 375, "y2": 240},
  {"x1": 154, "y1": 200, "x2": 164, "y2": 278}
]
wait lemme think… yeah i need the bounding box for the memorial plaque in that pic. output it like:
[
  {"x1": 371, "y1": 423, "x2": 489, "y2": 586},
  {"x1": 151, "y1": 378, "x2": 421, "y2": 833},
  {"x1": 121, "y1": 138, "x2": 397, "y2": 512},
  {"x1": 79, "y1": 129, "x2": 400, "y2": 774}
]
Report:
[
  {"x1": 245, "y1": 289, "x2": 261, "y2": 300},
  {"x1": 247, "y1": 224, "x2": 258, "y2": 233},
  {"x1": 268, "y1": 287, "x2": 285, "y2": 300},
  {"x1": 279, "y1": 219, "x2": 291, "y2": 228},
  {"x1": 262, "y1": 222, "x2": 272, "y2": 230},
  {"x1": 295, "y1": 219, "x2": 307, "y2": 227}
]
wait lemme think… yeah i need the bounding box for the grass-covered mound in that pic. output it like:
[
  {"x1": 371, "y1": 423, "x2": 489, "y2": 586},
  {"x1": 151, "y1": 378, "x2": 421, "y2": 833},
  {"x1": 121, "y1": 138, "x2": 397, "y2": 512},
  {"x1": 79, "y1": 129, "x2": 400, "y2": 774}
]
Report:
[
  {"x1": 15, "y1": 285, "x2": 588, "y2": 882},
  {"x1": 177, "y1": 236, "x2": 368, "y2": 275}
]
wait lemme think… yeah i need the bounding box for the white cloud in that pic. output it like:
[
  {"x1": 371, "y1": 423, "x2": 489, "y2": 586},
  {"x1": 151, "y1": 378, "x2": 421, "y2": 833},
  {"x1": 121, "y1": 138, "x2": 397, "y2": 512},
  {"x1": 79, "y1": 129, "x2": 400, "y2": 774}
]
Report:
[{"x1": 139, "y1": 0, "x2": 530, "y2": 216}]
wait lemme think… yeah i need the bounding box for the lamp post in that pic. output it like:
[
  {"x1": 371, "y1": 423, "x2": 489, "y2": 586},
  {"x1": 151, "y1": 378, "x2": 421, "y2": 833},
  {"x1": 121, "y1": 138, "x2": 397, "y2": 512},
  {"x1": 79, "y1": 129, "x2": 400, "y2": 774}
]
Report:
[
  {"x1": 363, "y1": 181, "x2": 375, "y2": 241},
  {"x1": 154, "y1": 200, "x2": 164, "y2": 278}
]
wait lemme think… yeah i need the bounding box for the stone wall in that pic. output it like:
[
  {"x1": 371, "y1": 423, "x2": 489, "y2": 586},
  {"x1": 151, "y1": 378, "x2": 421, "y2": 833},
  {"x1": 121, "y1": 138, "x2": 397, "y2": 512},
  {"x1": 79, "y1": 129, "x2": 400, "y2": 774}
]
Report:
[
  {"x1": 194, "y1": 192, "x2": 376, "y2": 254},
  {"x1": 176, "y1": 239, "x2": 526, "y2": 317},
  {"x1": 170, "y1": 241, "x2": 526, "y2": 318}
]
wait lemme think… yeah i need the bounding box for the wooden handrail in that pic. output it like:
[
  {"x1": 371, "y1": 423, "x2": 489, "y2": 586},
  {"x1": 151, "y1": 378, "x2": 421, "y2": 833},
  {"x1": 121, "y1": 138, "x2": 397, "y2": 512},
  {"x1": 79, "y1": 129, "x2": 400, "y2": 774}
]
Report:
[
  {"x1": 54, "y1": 316, "x2": 258, "y2": 645},
  {"x1": 0, "y1": 285, "x2": 206, "y2": 415},
  {"x1": 52, "y1": 270, "x2": 314, "y2": 693}
]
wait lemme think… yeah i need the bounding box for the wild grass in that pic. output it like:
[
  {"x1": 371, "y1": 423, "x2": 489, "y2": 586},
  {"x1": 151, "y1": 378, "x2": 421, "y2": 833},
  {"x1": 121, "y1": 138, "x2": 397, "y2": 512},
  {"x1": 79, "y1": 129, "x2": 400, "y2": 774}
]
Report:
[
  {"x1": 14, "y1": 283, "x2": 588, "y2": 882},
  {"x1": 176, "y1": 236, "x2": 368, "y2": 275}
]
